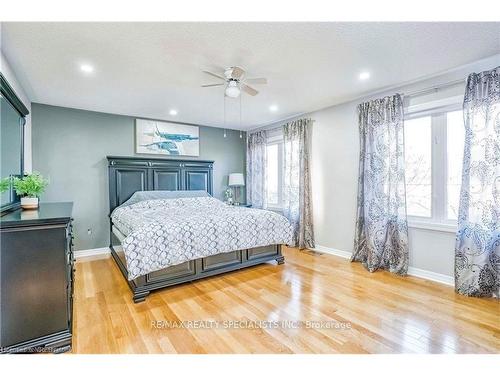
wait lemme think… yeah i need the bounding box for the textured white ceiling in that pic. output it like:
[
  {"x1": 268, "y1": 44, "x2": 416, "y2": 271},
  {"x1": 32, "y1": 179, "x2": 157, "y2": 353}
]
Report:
[{"x1": 1, "y1": 22, "x2": 499, "y2": 129}]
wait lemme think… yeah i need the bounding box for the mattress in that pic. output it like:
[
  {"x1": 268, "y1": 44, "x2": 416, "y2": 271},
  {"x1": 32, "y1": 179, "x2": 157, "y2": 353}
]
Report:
[{"x1": 110, "y1": 196, "x2": 293, "y2": 280}]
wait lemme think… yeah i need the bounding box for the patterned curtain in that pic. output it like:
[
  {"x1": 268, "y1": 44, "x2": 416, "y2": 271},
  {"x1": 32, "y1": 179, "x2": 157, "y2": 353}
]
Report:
[
  {"x1": 351, "y1": 94, "x2": 409, "y2": 274},
  {"x1": 246, "y1": 130, "x2": 267, "y2": 209},
  {"x1": 282, "y1": 118, "x2": 315, "y2": 249},
  {"x1": 455, "y1": 66, "x2": 500, "y2": 298}
]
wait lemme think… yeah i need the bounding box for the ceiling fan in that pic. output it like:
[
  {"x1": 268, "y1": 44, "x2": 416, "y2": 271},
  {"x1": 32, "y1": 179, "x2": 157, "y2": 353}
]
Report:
[{"x1": 201, "y1": 66, "x2": 267, "y2": 98}]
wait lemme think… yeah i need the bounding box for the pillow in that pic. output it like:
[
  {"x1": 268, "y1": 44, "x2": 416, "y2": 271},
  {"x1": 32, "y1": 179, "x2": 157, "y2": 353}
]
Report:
[{"x1": 120, "y1": 190, "x2": 210, "y2": 208}]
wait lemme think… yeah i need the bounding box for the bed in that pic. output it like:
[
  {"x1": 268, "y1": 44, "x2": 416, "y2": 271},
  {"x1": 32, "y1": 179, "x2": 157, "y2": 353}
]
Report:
[{"x1": 107, "y1": 156, "x2": 291, "y2": 303}]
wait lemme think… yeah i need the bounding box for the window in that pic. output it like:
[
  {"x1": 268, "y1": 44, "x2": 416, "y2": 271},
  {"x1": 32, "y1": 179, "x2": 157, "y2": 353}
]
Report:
[
  {"x1": 266, "y1": 143, "x2": 279, "y2": 206},
  {"x1": 404, "y1": 109, "x2": 465, "y2": 226},
  {"x1": 265, "y1": 141, "x2": 283, "y2": 208},
  {"x1": 404, "y1": 116, "x2": 432, "y2": 217}
]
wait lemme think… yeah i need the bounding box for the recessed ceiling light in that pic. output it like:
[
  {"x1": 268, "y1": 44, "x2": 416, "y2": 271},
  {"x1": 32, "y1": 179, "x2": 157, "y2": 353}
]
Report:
[
  {"x1": 169, "y1": 109, "x2": 178, "y2": 116},
  {"x1": 359, "y1": 71, "x2": 370, "y2": 81},
  {"x1": 269, "y1": 104, "x2": 278, "y2": 112},
  {"x1": 80, "y1": 64, "x2": 94, "y2": 73}
]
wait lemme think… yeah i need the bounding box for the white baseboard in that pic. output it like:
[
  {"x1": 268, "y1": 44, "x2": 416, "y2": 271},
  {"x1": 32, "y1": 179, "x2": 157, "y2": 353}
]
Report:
[
  {"x1": 74, "y1": 247, "x2": 110, "y2": 259},
  {"x1": 314, "y1": 245, "x2": 352, "y2": 259},
  {"x1": 313, "y1": 245, "x2": 454, "y2": 287},
  {"x1": 407, "y1": 267, "x2": 454, "y2": 286}
]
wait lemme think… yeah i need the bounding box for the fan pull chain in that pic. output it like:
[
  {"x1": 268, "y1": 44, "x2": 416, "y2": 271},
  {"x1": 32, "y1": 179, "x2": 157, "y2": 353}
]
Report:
[
  {"x1": 239, "y1": 94, "x2": 243, "y2": 138},
  {"x1": 223, "y1": 94, "x2": 227, "y2": 138}
]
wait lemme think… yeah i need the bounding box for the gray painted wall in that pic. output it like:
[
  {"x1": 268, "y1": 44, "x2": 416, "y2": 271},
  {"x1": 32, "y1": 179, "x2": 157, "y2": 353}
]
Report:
[{"x1": 32, "y1": 103, "x2": 246, "y2": 251}]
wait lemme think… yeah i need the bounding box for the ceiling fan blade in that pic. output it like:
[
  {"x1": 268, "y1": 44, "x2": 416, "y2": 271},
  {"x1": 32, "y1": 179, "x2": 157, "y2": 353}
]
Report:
[
  {"x1": 244, "y1": 78, "x2": 267, "y2": 85},
  {"x1": 202, "y1": 70, "x2": 226, "y2": 81},
  {"x1": 241, "y1": 83, "x2": 258, "y2": 96},
  {"x1": 201, "y1": 83, "x2": 225, "y2": 87},
  {"x1": 231, "y1": 66, "x2": 245, "y2": 80}
]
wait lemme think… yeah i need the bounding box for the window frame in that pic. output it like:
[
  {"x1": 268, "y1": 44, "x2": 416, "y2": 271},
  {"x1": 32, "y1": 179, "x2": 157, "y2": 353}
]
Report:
[{"x1": 404, "y1": 103, "x2": 463, "y2": 232}]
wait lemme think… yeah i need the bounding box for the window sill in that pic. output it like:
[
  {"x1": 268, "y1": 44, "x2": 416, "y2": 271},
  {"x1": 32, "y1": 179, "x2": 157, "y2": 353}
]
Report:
[{"x1": 408, "y1": 221, "x2": 457, "y2": 233}]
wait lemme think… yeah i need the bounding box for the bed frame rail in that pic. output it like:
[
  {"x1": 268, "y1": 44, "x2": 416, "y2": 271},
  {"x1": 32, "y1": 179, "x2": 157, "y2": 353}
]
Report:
[{"x1": 110, "y1": 230, "x2": 284, "y2": 303}]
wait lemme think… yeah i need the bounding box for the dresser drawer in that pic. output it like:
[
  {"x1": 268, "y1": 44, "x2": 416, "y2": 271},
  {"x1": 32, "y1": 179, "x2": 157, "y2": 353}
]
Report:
[{"x1": 0, "y1": 226, "x2": 69, "y2": 348}]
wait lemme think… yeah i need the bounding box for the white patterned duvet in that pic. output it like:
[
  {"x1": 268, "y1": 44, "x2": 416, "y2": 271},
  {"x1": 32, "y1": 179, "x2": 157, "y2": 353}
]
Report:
[{"x1": 111, "y1": 197, "x2": 293, "y2": 280}]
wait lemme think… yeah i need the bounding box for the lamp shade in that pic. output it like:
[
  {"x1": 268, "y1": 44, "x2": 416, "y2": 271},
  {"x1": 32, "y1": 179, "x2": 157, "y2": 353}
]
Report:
[{"x1": 228, "y1": 173, "x2": 245, "y2": 187}]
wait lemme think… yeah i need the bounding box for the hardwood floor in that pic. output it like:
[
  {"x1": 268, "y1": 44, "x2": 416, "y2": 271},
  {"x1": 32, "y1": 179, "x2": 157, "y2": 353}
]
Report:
[{"x1": 72, "y1": 247, "x2": 499, "y2": 354}]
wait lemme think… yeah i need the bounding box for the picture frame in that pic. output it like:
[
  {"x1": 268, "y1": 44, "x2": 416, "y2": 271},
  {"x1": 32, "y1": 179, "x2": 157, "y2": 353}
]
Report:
[{"x1": 135, "y1": 119, "x2": 199, "y2": 156}]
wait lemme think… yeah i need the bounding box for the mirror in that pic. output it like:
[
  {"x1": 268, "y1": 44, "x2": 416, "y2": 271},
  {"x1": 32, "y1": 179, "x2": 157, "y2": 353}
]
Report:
[
  {"x1": 1, "y1": 96, "x2": 23, "y2": 206},
  {"x1": 0, "y1": 73, "x2": 28, "y2": 214}
]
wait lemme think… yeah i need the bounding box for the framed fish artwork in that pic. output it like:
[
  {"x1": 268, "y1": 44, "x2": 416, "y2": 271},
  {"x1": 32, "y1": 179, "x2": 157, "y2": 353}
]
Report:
[{"x1": 135, "y1": 119, "x2": 200, "y2": 156}]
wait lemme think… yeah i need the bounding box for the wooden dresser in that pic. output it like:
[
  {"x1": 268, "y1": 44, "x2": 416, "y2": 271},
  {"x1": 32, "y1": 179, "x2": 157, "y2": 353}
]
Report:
[{"x1": 0, "y1": 203, "x2": 74, "y2": 353}]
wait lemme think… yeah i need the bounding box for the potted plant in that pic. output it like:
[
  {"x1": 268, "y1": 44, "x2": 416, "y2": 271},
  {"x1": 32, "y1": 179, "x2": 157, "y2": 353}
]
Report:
[{"x1": 12, "y1": 172, "x2": 49, "y2": 210}]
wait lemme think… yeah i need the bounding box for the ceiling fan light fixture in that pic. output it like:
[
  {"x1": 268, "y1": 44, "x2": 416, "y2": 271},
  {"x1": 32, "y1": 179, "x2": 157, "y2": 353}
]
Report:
[
  {"x1": 202, "y1": 67, "x2": 264, "y2": 98},
  {"x1": 225, "y1": 80, "x2": 241, "y2": 98}
]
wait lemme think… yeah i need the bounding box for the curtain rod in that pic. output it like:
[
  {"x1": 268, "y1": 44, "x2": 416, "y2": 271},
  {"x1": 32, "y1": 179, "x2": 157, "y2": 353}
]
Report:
[
  {"x1": 251, "y1": 79, "x2": 466, "y2": 134},
  {"x1": 402, "y1": 78, "x2": 466, "y2": 98},
  {"x1": 249, "y1": 117, "x2": 315, "y2": 134}
]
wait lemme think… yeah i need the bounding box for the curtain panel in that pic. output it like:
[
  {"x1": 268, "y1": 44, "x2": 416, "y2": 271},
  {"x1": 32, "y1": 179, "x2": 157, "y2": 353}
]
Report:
[
  {"x1": 246, "y1": 130, "x2": 267, "y2": 209},
  {"x1": 352, "y1": 94, "x2": 409, "y2": 274},
  {"x1": 455, "y1": 66, "x2": 500, "y2": 298},
  {"x1": 282, "y1": 118, "x2": 315, "y2": 249}
]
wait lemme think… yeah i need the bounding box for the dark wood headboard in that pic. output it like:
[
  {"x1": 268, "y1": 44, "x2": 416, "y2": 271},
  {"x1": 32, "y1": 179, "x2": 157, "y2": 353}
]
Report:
[{"x1": 107, "y1": 156, "x2": 214, "y2": 213}]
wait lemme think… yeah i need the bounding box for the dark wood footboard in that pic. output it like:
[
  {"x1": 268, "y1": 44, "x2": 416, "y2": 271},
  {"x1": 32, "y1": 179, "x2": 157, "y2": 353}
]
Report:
[{"x1": 110, "y1": 230, "x2": 285, "y2": 303}]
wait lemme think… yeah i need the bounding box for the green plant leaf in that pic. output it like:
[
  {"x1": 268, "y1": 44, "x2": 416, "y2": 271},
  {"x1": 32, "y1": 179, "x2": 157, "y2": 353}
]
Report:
[
  {"x1": 0, "y1": 177, "x2": 11, "y2": 193},
  {"x1": 12, "y1": 172, "x2": 49, "y2": 198}
]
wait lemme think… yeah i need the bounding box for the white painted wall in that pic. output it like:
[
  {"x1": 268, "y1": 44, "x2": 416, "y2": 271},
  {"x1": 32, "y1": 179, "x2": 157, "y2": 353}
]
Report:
[
  {"x1": 0, "y1": 49, "x2": 32, "y2": 172},
  {"x1": 265, "y1": 54, "x2": 500, "y2": 278},
  {"x1": 309, "y1": 97, "x2": 460, "y2": 276}
]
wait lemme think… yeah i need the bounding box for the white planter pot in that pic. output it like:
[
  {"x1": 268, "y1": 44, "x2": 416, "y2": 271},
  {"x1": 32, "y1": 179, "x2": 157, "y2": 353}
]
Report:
[{"x1": 21, "y1": 197, "x2": 39, "y2": 210}]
